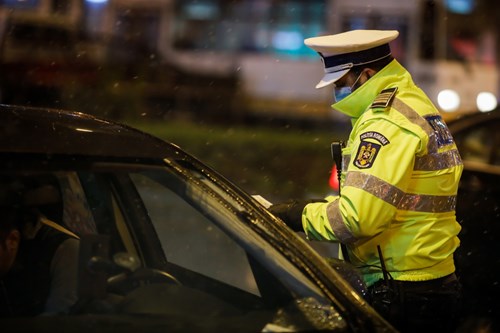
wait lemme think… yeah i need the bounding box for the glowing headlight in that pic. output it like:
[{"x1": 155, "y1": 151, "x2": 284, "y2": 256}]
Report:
[
  {"x1": 476, "y1": 92, "x2": 497, "y2": 112},
  {"x1": 437, "y1": 90, "x2": 460, "y2": 112}
]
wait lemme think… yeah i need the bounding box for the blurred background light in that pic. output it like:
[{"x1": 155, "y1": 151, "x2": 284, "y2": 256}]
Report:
[
  {"x1": 445, "y1": 0, "x2": 475, "y2": 14},
  {"x1": 184, "y1": 3, "x2": 219, "y2": 20},
  {"x1": 438, "y1": 89, "x2": 460, "y2": 112},
  {"x1": 3, "y1": 0, "x2": 38, "y2": 8},
  {"x1": 476, "y1": 92, "x2": 498, "y2": 112},
  {"x1": 272, "y1": 31, "x2": 303, "y2": 51}
]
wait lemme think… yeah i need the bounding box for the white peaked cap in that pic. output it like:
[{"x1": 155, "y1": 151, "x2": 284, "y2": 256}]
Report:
[{"x1": 304, "y1": 30, "x2": 399, "y2": 88}]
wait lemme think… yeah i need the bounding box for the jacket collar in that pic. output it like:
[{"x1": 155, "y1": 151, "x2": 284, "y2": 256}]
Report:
[{"x1": 331, "y1": 59, "x2": 408, "y2": 120}]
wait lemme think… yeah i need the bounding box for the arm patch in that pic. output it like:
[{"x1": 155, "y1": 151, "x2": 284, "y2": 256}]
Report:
[
  {"x1": 354, "y1": 141, "x2": 381, "y2": 169},
  {"x1": 354, "y1": 132, "x2": 390, "y2": 169}
]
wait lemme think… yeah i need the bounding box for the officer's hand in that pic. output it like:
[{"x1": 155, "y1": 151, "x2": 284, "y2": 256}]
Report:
[{"x1": 268, "y1": 199, "x2": 326, "y2": 232}]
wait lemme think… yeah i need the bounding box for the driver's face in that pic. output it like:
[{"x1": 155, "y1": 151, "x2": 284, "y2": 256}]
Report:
[{"x1": 0, "y1": 229, "x2": 20, "y2": 277}]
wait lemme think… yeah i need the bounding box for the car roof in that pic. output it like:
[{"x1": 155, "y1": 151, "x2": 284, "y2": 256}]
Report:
[
  {"x1": 0, "y1": 104, "x2": 178, "y2": 159},
  {"x1": 447, "y1": 109, "x2": 500, "y2": 133}
]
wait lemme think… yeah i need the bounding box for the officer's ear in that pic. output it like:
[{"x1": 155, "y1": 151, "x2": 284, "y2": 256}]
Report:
[{"x1": 363, "y1": 68, "x2": 377, "y2": 79}]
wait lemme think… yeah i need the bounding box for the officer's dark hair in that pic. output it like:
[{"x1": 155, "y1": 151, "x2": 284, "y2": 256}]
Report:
[
  {"x1": 352, "y1": 55, "x2": 394, "y2": 76},
  {"x1": 369, "y1": 54, "x2": 394, "y2": 71}
]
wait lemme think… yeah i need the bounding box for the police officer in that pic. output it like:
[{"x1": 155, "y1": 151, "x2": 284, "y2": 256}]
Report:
[{"x1": 269, "y1": 30, "x2": 463, "y2": 332}]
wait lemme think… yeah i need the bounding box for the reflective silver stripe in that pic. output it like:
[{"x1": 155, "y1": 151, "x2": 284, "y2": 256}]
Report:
[
  {"x1": 391, "y1": 98, "x2": 438, "y2": 153},
  {"x1": 344, "y1": 171, "x2": 457, "y2": 212},
  {"x1": 397, "y1": 192, "x2": 457, "y2": 213},
  {"x1": 414, "y1": 149, "x2": 463, "y2": 171},
  {"x1": 345, "y1": 171, "x2": 404, "y2": 206},
  {"x1": 325, "y1": 200, "x2": 358, "y2": 243}
]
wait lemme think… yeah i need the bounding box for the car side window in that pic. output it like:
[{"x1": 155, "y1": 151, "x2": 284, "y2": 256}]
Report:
[{"x1": 129, "y1": 172, "x2": 260, "y2": 296}]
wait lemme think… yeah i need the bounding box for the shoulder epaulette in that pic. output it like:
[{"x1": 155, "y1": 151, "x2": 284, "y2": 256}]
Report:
[{"x1": 371, "y1": 87, "x2": 398, "y2": 110}]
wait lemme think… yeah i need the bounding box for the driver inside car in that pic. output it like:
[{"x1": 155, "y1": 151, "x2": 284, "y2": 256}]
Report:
[{"x1": 0, "y1": 177, "x2": 80, "y2": 317}]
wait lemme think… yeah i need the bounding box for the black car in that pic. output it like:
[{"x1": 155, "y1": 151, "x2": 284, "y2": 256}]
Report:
[
  {"x1": 448, "y1": 109, "x2": 500, "y2": 328},
  {"x1": 0, "y1": 104, "x2": 395, "y2": 332}
]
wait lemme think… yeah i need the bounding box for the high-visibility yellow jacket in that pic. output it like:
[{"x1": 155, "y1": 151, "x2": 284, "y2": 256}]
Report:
[{"x1": 302, "y1": 60, "x2": 463, "y2": 287}]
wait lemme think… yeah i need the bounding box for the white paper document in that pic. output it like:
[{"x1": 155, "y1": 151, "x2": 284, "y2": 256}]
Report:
[{"x1": 252, "y1": 195, "x2": 273, "y2": 208}]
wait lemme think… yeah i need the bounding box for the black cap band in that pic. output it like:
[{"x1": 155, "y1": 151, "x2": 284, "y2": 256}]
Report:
[{"x1": 321, "y1": 43, "x2": 391, "y2": 71}]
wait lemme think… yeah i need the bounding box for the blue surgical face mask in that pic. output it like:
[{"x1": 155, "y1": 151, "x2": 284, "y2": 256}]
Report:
[
  {"x1": 334, "y1": 86, "x2": 352, "y2": 103},
  {"x1": 333, "y1": 71, "x2": 363, "y2": 103}
]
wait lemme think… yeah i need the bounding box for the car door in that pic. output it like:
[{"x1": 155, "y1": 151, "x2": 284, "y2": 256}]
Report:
[{"x1": 71, "y1": 162, "x2": 351, "y2": 332}]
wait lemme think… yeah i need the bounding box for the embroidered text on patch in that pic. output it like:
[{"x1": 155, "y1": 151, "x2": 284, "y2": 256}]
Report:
[
  {"x1": 360, "y1": 131, "x2": 390, "y2": 146},
  {"x1": 425, "y1": 115, "x2": 454, "y2": 147}
]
